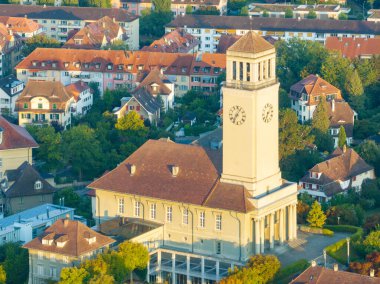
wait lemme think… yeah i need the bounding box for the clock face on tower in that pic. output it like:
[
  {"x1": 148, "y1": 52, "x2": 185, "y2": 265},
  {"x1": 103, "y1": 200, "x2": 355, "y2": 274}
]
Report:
[
  {"x1": 229, "y1": 105, "x2": 246, "y2": 125},
  {"x1": 262, "y1": 103, "x2": 274, "y2": 123}
]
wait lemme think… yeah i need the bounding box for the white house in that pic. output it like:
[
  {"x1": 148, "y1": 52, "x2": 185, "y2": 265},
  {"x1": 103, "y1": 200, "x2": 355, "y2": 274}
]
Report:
[
  {"x1": 0, "y1": 75, "x2": 24, "y2": 116},
  {"x1": 65, "y1": 81, "x2": 93, "y2": 116}
]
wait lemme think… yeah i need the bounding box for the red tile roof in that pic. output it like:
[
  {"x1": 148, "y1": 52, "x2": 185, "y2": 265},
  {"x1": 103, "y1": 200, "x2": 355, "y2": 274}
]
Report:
[
  {"x1": 0, "y1": 116, "x2": 38, "y2": 150},
  {"x1": 325, "y1": 37, "x2": 380, "y2": 59},
  {"x1": 0, "y1": 16, "x2": 41, "y2": 34}
]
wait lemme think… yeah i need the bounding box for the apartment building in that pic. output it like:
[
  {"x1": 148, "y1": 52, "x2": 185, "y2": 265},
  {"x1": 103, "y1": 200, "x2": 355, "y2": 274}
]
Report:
[
  {"x1": 325, "y1": 37, "x2": 380, "y2": 59},
  {"x1": 299, "y1": 147, "x2": 375, "y2": 202},
  {"x1": 0, "y1": 23, "x2": 23, "y2": 77},
  {"x1": 16, "y1": 48, "x2": 226, "y2": 96},
  {"x1": 0, "y1": 75, "x2": 24, "y2": 116},
  {"x1": 0, "y1": 4, "x2": 139, "y2": 49},
  {"x1": 24, "y1": 218, "x2": 115, "y2": 284},
  {"x1": 119, "y1": 0, "x2": 227, "y2": 16},
  {"x1": 248, "y1": 4, "x2": 350, "y2": 20},
  {"x1": 65, "y1": 81, "x2": 93, "y2": 116},
  {"x1": 166, "y1": 15, "x2": 380, "y2": 52},
  {"x1": 0, "y1": 16, "x2": 43, "y2": 39},
  {"x1": 63, "y1": 16, "x2": 129, "y2": 50},
  {"x1": 0, "y1": 115, "x2": 38, "y2": 178},
  {"x1": 0, "y1": 204, "x2": 74, "y2": 245}
]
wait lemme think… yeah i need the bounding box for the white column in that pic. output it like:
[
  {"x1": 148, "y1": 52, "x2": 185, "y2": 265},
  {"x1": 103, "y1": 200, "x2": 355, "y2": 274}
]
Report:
[
  {"x1": 157, "y1": 251, "x2": 162, "y2": 283},
  {"x1": 254, "y1": 62, "x2": 259, "y2": 82},
  {"x1": 259, "y1": 61, "x2": 263, "y2": 81},
  {"x1": 227, "y1": 59, "x2": 233, "y2": 81},
  {"x1": 186, "y1": 255, "x2": 191, "y2": 284},
  {"x1": 216, "y1": 261, "x2": 220, "y2": 282},
  {"x1": 279, "y1": 208, "x2": 284, "y2": 244},
  {"x1": 265, "y1": 60, "x2": 269, "y2": 79},
  {"x1": 260, "y1": 217, "x2": 265, "y2": 254},
  {"x1": 201, "y1": 257, "x2": 205, "y2": 284},
  {"x1": 269, "y1": 213, "x2": 274, "y2": 249},
  {"x1": 271, "y1": 57, "x2": 276, "y2": 78},
  {"x1": 293, "y1": 204, "x2": 298, "y2": 240},
  {"x1": 236, "y1": 61, "x2": 240, "y2": 82},
  {"x1": 243, "y1": 62, "x2": 247, "y2": 82},
  {"x1": 172, "y1": 253, "x2": 176, "y2": 284},
  {"x1": 288, "y1": 205, "x2": 293, "y2": 241},
  {"x1": 254, "y1": 219, "x2": 260, "y2": 254}
]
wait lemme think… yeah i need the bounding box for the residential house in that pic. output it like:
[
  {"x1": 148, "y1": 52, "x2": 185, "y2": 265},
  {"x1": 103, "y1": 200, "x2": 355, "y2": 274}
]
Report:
[
  {"x1": 0, "y1": 203, "x2": 74, "y2": 245},
  {"x1": 23, "y1": 218, "x2": 115, "y2": 284},
  {"x1": 16, "y1": 48, "x2": 226, "y2": 96},
  {"x1": 63, "y1": 16, "x2": 128, "y2": 50},
  {"x1": 114, "y1": 88, "x2": 161, "y2": 125},
  {"x1": 0, "y1": 23, "x2": 23, "y2": 77},
  {"x1": 0, "y1": 115, "x2": 38, "y2": 177},
  {"x1": 88, "y1": 32, "x2": 299, "y2": 283},
  {"x1": 0, "y1": 75, "x2": 24, "y2": 115},
  {"x1": 0, "y1": 16, "x2": 43, "y2": 39},
  {"x1": 291, "y1": 262, "x2": 380, "y2": 283},
  {"x1": 0, "y1": 4, "x2": 139, "y2": 49},
  {"x1": 248, "y1": 4, "x2": 350, "y2": 20},
  {"x1": 166, "y1": 15, "x2": 380, "y2": 52},
  {"x1": 15, "y1": 81, "x2": 75, "y2": 129},
  {"x1": 299, "y1": 147, "x2": 375, "y2": 202},
  {"x1": 65, "y1": 81, "x2": 93, "y2": 116},
  {"x1": 136, "y1": 69, "x2": 174, "y2": 111},
  {"x1": 327, "y1": 100, "x2": 355, "y2": 147},
  {"x1": 367, "y1": 9, "x2": 380, "y2": 22},
  {"x1": 119, "y1": 0, "x2": 227, "y2": 16},
  {"x1": 141, "y1": 29, "x2": 200, "y2": 53},
  {"x1": 289, "y1": 74, "x2": 343, "y2": 123},
  {"x1": 1, "y1": 161, "x2": 56, "y2": 214},
  {"x1": 325, "y1": 37, "x2": 380, "y2": 59}
]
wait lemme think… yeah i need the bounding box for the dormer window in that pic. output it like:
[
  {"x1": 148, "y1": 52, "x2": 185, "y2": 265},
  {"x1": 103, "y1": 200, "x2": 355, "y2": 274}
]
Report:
[
  {"x1": 138, "y1": 65, "x2": 143, "y2": 71},
  {"x1": 52, "y1": 62, "x2": 57, "y2": 68},
  {"x1": 84, "y1": 231, "x2": 96, "y2": 244},
  {"x1": 42, "y1": 239, "x2": 53, "y2": 245},
  {"x1": 75, "y1": 63, "x2": 80, "y2": 68},
  {"x1": 35, "y1": 180, "x2": 43, "y2": 190},
  {"x1": 41, "y1": 62, "x2": 46, "y2": 67},
  {"x1": 107, "y1": 64, "x2": 113, "y2": 70},
  {"x1": 127, "y1": 65, "x2": 132, "y2": 70},
  {"x1": 95, "y1": 63, "x2": 100, "y2": 69},
  {"x1": 84, "y1": 63, "x2": 89, "y2": 69},
  {"x1": 64, "y1": 62, "x2": 69, "y2": 68},
  {"x1": 32, "y1": 61, "x2": 37, "y2": 67},
  {"x1": 118, "y1": 64, "x2": 123, "y2": 70}
]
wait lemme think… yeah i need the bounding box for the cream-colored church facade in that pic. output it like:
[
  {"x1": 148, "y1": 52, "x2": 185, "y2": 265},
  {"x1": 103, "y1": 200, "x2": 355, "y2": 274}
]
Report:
[{"x1": 89, "y1": 31, "x2": 298, "y2": 283}]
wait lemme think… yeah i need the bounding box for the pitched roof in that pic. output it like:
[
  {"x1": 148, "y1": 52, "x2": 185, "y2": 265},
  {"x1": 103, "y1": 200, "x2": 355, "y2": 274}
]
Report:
[
  {"x1": 0, "y1": 4, "x2": 138, "y2": 22},
  {"x1": 136, "y1": 69, "x2": 172, "y2": 96},
  {"x1": 228, "y1": 31, "x2": 274, "y2": 54},
  {"x1": 0, "y1": 16, "x2": 41, "y2": 34},
  {"x1": 0, "y1": 116, "x2": 38, "y2": 151},
  {"x1": 4, "y1": 162, "x2": 56, "y2": 198},
  {"x1": 65, "y1": 81, "x2": 91, "y2": 102},
  {"x1": 88, "y1": 139, "x2": 255, "y2": 213},
  {"x1": 289, "y1": 74, "x2": 342, "y2": 105},
  {"x1": 291, "y1": 265, "x2": 380, "y2": 284},
  {"x1": 325, "y1": 37, "x2": 380, "y2": 59},
  {"x1": 300, "y1": 148, "x2": 373, "y2": 196},
  {"x1": 132, "y1": 88, "x2": 162, "y2": 114},
  {"x1": 166, "y1": 15, "x2": 380, "y2": 35},
  {"x1": 23, "y1": 219, "x2": 115, "y2": 257},
  {"x1": 327, "y1": 100, "x2": 355, "y2": 137},
  {"x1": 0, "y1": 74, "x2": 23, "y2": 97},
  {"x1": 217, "y1": 34, "x2": 240, "y2": 53}
]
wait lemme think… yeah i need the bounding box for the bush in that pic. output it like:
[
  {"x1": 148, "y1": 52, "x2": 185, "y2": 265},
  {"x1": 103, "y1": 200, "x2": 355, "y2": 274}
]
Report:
[
  {"x1": 322, "y1": 229, "x2": 334, "y2": 236},
  {"x1": 273, "y1": 259, "x2": 309, "y2": 284}
]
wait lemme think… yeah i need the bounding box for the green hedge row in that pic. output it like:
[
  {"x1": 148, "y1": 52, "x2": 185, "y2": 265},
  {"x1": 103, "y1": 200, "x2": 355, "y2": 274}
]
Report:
[{"x1": 273, "y1": 259, "x2": 309, "y2": 284}]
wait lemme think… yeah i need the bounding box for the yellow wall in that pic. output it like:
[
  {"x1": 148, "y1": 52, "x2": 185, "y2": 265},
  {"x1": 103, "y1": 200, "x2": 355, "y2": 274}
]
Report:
[{"x1": 0, "y1": 147, "x2": 33, "y2": 176}]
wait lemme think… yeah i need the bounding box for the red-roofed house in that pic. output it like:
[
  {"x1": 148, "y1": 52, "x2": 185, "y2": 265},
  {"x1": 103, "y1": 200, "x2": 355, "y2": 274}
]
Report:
[
  {"x1": 65, "y1": 81, "x2": 93, "y2": 116},
  {"x1": 325, "y1": 37, "x2": 380, "y2": 59}
]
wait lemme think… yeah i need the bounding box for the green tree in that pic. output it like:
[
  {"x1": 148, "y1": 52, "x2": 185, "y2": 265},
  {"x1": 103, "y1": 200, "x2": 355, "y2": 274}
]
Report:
[
  {"x1": 321, "y1": 52, "x2": 351, "y2": 91},
  {"x1": 285, "y1": 8, "x2": 293, "y2": 18},
  {"x1": 106, "y1": 40, "x2": 129, "y2": 50},
  {"x1": 338, "y1": 125, "x2": 347, "y2": 149},
  {"x1": 240, "y1": 6, "x2": 249, "y2": 16},
  {"x1": 307, "y1": 201, "x2": 326, "y2": 228},
  {"x1": 263, "y1": 10, "x2": 269, "y2": 17},
  {"x1": 363, "y1": 231, "x2": 380, "y2": 253},
  {"x1": 22, "y1": 34, "x2": 61, "y2": 57},
  {"x1": 307, "y1": 10, "x2": 317, "y2": 19},
  {"x1": 338, "y1": 13, "x2": 348, "y2": 20},
  {"x1": 186, "y1": 5, "x2": 192, "y2": 14},
  {"x1": 345, "y1": 69, "x2": 364, "y2": 97},
  {"x1": 312, "y1": 129, "x2": 334, "y2": 153},
  {"x1": 356, "y1": 140, "x2": 380, "y2": 176},
  {"x1": 279, "y1": 109, "x2": 314, "y2": 160},
  {"x1": 59, "y1": 267, "x2": 89, "y2": 283},
  {"x1": 115, "y1": 111, "x2": 147, "y2": 132},
  {"x1": 354, "y1": 58, "x2": 379, "y2": 88},
  {"x1": 118, "y1": 241, "x2": 149, "y2": 284},
  {"x1": 312, "y1": 97, "x2": 330, "y2": 134},
  {"x1": 220, "y1": 255, "x2": 280, "y2": 284},
  {"x1": 0, "y1": 243, "x2": 29, "y2": 284},
  {"x1": 152, "y1": 0, "x2": 171, "y2": 13},
  {"x1": 62, "y1": 125, "x2": 103, "y2": 180},
  {"x1": 26, "y1": 125, "x2": 63, "y2": 172},
  {"x1": 0, "y1": 265, "x2": 6, "y2": 284}
]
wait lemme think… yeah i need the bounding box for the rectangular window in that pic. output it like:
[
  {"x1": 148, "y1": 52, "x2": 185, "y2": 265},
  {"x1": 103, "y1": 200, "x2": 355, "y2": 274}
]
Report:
[
  {"x1": 232, "y1": 61, "x2": 236, "y2": 80},
  {"x1": 38, "y1": 103, "x2": 43, "y2": 109},
  {"x1": 38, "y1": 251, "x2": 43, "y2": 260},
  {"x1": 183, "y1": 208, "x2": 189, "y2": 225},
  {"x1": 239, "y1": 62, "x2": 243, "y2": 81},
  {"x1": 52, "y1": 104, "x2": 57, "y2": 109},
  {"x1": 118, "y1": 198, "x2": 124, "y2": 214},
  {"x1": 199, "y1": 211, "x2": 205, "y2": 228},
  {"x1": 150, "y1": 203, "x2": 156, "y2": 220},
  {"x1": 246, "y1": 63, "x2": 250, "y2": 82},
  {"x1": 38, "y1": 265, "x2": 44, "y2": 276},
  {"x1": 258, "y1": 62, "x2": 261, "y2": 81},
  {"x1": 215, "y1": 214, "x2": 222, "y2": 231},
  {"x1": 136, "y1": 106, "x2": 140, "y2": 111},
  {"x1": 166, "y1": 206, "x2": 172, "y2": 223},
  {"x1": 216, "y1": 241, "x2": 221, "y2": 254},
  {"x1": 50, "y1": 267, "x2": 57, "y2": 278},
  {"x1": 23, "y1": 103, "x2": 28, "y2": 109},
  {"x1": 134, "y1": 201, "x2": 140, "y2": 217}
]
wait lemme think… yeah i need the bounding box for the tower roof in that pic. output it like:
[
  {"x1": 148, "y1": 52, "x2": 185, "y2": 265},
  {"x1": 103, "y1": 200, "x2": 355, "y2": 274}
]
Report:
[{"x1": 227, "y1": 31, "x2": 274, "y2": 54}]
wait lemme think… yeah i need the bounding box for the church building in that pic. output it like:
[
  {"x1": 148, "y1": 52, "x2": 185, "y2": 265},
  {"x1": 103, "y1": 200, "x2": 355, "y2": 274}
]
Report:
[{"x1": 89, "y1": 31, "x2": 298, "y2": 283}]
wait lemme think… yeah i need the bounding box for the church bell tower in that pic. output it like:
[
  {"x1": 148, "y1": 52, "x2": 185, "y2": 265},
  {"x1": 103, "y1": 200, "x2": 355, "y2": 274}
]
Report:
[{"x1": 221, "y1": 31, "x2": 283, "y2": 197}]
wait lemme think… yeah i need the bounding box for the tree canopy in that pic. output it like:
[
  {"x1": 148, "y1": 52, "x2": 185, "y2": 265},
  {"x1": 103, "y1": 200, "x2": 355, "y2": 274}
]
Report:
[
  {"x1": 21, "y1": 34, "x2": 61, "y2": 57},
  {"x1": 337, "y1": 125, "x2": 347, "y2": 149},
  {"x1": 312, "y1": 97, "x2": 330, "y2": 134},
  {"x1": 307, "y1": 201, "x2": 326, "y2": 228}
]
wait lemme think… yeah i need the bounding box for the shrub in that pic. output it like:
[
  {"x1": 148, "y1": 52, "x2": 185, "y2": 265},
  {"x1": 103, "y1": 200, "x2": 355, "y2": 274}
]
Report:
[{"x1": 322, "y1": 229, "x2": 334, "y2": 236}]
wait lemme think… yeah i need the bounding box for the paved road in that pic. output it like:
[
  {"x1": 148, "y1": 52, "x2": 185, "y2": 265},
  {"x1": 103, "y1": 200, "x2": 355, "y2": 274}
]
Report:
[{"x1": 273, "y1": 230, "x2": 350, "y2": 267}]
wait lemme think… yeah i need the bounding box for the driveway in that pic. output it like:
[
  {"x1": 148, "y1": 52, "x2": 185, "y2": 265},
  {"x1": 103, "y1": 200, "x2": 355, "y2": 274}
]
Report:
[{"x1": 272, "y1": 230, "x2": 350, "y2": 267}]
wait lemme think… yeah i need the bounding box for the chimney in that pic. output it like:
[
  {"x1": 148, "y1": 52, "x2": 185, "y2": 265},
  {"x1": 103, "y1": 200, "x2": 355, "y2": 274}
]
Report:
[
  {"x1": 333, "y1": 264, "x2": 338, "y2": 271},
  {"x1": 331, "y1": 99, "x2": 335, "y2": 112},
  {"x1": 370, "y1": 269, "x2": 375, "y2": 277},
  {"x1": 63, "y1": 215, "x2": 70, "y2": 227},
  {"x1": 343, "y1": 144, "x2": 347, "y2": 153},
  {"x1": 171, "y1": 165, "x2": 179, "y2": 177},
  {"x1": 130, "y1": 164, "x2": 136, "y2": 176},
  {"x1": 311, "y1": 260, "x2": 317, "y2": 267},
  {"x1": 102, "y1": 21, "x2": 106, "y2": 29}
]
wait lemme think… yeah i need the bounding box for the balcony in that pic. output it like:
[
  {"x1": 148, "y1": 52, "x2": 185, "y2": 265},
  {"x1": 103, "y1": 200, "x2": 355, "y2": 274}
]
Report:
[
  {"x1": 71, "y1": 73, "x2": 90, "y2": 80},
  {"x1": 223, "y1": 78, "x2": 278, "y2": 91}
]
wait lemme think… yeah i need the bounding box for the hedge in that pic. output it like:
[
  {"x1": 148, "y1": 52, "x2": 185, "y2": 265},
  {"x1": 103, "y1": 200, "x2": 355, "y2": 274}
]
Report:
[
  {"x1": 300, "y1": 225, "x2": 334, "y2": 236},
  {"x1": 273, "y1": 259, "x2": 309, "y2": 284}
]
